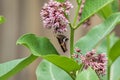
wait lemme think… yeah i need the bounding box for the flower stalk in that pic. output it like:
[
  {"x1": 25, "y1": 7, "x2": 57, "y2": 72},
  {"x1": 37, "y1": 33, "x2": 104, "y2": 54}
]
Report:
[
  {"x1": 106, "y1": 34, "x2": 111, "y2": 80},
  {"x1": 70, "y1": 27, "x2": 75, "y2": 57}
]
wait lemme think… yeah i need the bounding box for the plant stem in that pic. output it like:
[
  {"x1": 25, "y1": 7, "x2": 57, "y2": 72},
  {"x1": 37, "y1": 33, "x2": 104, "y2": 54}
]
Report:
[
  {"x1": 65, "y1": 13, "x2": 75, "y2": 57},
  {"x1": 107, "y1": 34, "x2": 110, "y2": 52},
  {"x1": 69, "y1": 0, "x2": 82, "y2": 56},
  {"x1": 79, "y1": 64, "x2": 84, "y2": 73},
  {"x1": 70, "y1": 27, "x2": 75, "y2": 57},
  {"x1": 106, "y1": 34, "x2": 110, "y2": 80},
  {"x1": 73, "y1": 5, "x2": 80, "y2": 27},
  {"x1": 95, "y1": 71, "x2": 101, "y2": 80},
  {"x1": 107, "y1": 64, "x2": 111, "y2": 80}
]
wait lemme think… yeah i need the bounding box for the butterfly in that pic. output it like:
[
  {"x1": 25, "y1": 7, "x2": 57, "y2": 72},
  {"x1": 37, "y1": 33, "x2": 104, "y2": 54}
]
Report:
[{"x1": 56, "y1": 34, "x2": 69, "y2": 52}]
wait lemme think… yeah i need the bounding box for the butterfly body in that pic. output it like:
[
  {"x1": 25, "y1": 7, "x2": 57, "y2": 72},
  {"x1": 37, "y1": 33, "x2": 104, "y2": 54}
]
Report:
[{"x1": 56, "y1": 34, "x2": 68, "y2": 52}]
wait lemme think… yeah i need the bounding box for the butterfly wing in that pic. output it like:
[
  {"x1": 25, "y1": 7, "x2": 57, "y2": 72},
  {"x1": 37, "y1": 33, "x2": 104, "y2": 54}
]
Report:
[{"x1": 56, "y1": 35, "x2": 68, "y2": 52}]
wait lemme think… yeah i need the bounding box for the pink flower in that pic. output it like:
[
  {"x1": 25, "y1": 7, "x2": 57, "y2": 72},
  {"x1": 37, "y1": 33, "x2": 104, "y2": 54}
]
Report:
[
  {"x1": 75, "y1": 48, "x2": 81, "y2": 53},
  {"x1": 40, "y1": 0, "x2": 73, "y2": 33},
  {"x1": 72, "y1": 49, "x2": 107, "y2": 76},
  {"x1": 63, "y1": 1, "x2": 73, "y2": 14}
]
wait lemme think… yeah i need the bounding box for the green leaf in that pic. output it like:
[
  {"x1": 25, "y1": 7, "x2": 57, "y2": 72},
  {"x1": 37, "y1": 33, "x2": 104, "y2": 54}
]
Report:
[
  {"x1": 109, "y1": 39, "x2": 120, "y2": 63},
  {"x1": 56, "y1": 0, "x2": 65, "y2": 2},
  {"x1": 16, "y1": 34, "x2": 58, "y2": 56},
  {"x1": 76, "y1": 68, "x2": 99, "y2": 80},
  {"x1": 43, "y1": 55, "x2": 80, "y2": 73},
  {"x1": 0, "y1": 55, "x2": 38, "y2": 80},
  {"x1": 98, "y1": 0, "x2": 119, "y2": 19},
  {"x1": 76, "y1": 0, "x2": 114, "y2": 28},
  {"x1": 36, "y1": 60, "x2": 73, "y2": 80},
  {"x1": 75, "y1": 13, "x2": 120, "y2": 54},
  {"x1": 97, "y1": 33, "x2": 119, "y2": 53},
  {"x1": 111, "y1": 0, "x2": 119, "y2": 12},
  {"x1": 98, "y1": 4, "x2": 113, "y2": 19},
  {"x1": 76, "y1": 0, "x2": 81, "y2": 4},
  {"x1": 111, "y1": 57, "x2": 120, "y2": 80},
  {"x1": 17, "y1": 34, "x2": 80, "y2": 76},
  {"x1": 0, "y1": 16, "x2": 5, "y2": 24}
]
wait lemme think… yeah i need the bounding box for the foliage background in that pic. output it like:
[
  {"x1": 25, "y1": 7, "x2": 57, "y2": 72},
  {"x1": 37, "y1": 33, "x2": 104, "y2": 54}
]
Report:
[{"x1": 0, "y1": 0, "x2": 120, "y2": 80}]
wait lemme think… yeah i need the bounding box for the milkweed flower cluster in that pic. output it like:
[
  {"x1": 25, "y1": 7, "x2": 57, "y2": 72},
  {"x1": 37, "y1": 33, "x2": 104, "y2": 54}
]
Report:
[
  {"x1": 78, "y1": 0, "x2": 86, "y2": 20},
  {"x1": 72, "y1": 48, "x2": 107, "y2": 76},
  {"x1": 40, "y1": 0, "x2": 73, "y2": 33}
]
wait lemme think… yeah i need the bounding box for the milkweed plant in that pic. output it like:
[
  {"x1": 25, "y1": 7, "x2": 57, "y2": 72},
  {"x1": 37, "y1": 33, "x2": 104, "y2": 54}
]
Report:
[{"x1": 0, "y1": 0, "x2": 120, "y2": 80}]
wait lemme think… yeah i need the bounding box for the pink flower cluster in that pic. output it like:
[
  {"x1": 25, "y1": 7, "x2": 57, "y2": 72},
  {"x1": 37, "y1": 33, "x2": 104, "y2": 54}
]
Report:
[
  {"x1": 72, "y1": 49, "x2": 107, "y2": 76},
  {"x1": 40, "y1": 0, "x2": 73, "y2": 33},
  {"x1": 79, "y1": 0, "x2": 86, "y2": 20}
]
